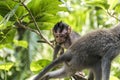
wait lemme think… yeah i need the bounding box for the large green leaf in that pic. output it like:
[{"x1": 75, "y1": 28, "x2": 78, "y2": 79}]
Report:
[
  {"x1": 0, "y1": 0, "x2": 13, "y2": 17},
  {"x1": 29, "y1": 13, "x2": 60, "y2": 30},
  {"x1": 28, "y1": 0, "x2": 65, "y2": 16},
  {"x1": 30, "y1": 59, "x2": 51, "y2": 73},
  {"x1": 13, "y1": 40, "x2": 28, "y2": 48},
  {"x1": 0, "y1": 0, "x2": 26, "y2": 20},
  {"x1": 0, "y1": 62, "x2": 14, "y2": 71},
  {"x1": 26, "y1": 0, "x2": 67, "y2": 30},
  {"x1": 0, "y1": 20, "x2": 13, "y2": 30},
  {"x1": 29, "y1": 22, "x2": 55, "y2": 30},
  {"x1": 0, "y1": 43, "x2": 14, "y2": 49},
  {"x1": 35, "y1": 13, "x2": 60, "y2": 23},
  {"x1": 27, "y1": 0, "x2": 66, "y2": 23},
  {"x1": 0, "y1": 0, "x2": 19, "y2": 17}
]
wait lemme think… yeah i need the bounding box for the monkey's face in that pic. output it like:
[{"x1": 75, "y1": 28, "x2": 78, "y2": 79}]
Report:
[
  {"x1": 52, "y1": 22, "x2": 71, "y2": 43},
  {"x1": 54, "y1": 33, "x2": 68, "y2": 43}
]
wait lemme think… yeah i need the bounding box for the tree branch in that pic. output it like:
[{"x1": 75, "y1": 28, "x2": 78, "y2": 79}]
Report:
[
  {"x1": 19, "y1": 1, "x2": 54, "y2": 48},
  {"x1": 37, "y1": 40, "x2": 55, "y2": 43},
  {"x1": 107, "y1": 10, "x2": 120, "y2": 21},
  {"x1": 16, "y1": 20, "x2": 39, "y2": 35}
]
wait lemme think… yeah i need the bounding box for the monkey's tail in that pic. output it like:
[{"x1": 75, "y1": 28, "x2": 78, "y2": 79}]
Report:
[{"x1": 34, "y1": 53, "x2": 72, "y2": 80}]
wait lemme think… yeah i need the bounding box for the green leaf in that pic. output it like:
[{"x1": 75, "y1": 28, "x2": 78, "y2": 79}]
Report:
[
  {"x1": 29, "y1": 22, "x2": 56, "y2": 30},
  {"x1": 35, "y1": 13, "x2": 60, "y2": 22},
  {"x1": 15, "y1": 5, "x2": 26, "y2": 18},
  {"x1": 27, "y1": 0, "x2": 66, "y2": 21},
  {"x1": 13, "y1": 40, "x2": 28, "y2": 48},
  {"x1": 0, "y1": 0, "x2": 17, "y2": 17},
  {"x1": 0, "y1": 43, "x2": 13, "y2": 49},
  {"x1": 27, "y1": 0, "x2": 66, "y2": 30},
  {"x1": 30, "y1": 59, "x2": 51, "y2": 73},
  {"x1": 0, "y1": 24, "x2": 6, "y2": 30},
  {"x1": 0, "y1": 21, "x2": 13, "y2": 30},
  {"x1": 28, "y1": 13, "x2": 60, "y2": 30},
  {"x1": 0, "y1": 62, "x2": 14, "y2": 71},
  {"x1": 28, "y1": 0, "x2": 63, "y2": 15},
  {"x1": 0, "y1": 1, "x2": 11, "y2": 17},
  {"x1": 0, "y1": 0, "x2": 26, "y2": 20},
  {"x1": 0, "y1": 29, "x2": 16, "y2": 44}
]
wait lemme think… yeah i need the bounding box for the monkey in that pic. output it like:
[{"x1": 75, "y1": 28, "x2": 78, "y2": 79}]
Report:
[
  {"x1": 52, "y1": 21, "x2": 81, "y2": 60},
  {"x1": 34, "y1": 23, "x2": 120, "y2": 80}
]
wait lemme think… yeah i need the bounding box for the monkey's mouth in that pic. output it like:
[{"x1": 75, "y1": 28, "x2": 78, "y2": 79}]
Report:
[
  {"x1": 57, "y1": 41, "x2": 65, "y2": 44},
  {"x1": 56, "y1": 39, "x2": 65, "y2": 43}
]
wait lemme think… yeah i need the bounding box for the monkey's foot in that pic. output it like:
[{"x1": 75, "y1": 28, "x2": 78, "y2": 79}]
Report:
[{"x1": 72, "y1": 72, "x2": 87, "y2": 80}]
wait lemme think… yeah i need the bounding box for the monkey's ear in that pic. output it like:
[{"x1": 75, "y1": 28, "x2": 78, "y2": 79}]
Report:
[{"x1": 68, "y1": 26, "x2": 71, "y2": 34}]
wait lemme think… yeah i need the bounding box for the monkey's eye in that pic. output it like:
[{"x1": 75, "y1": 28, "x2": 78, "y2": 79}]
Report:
[{"x1": 56, "y1": 36, "x2": 58, "y2": 38}]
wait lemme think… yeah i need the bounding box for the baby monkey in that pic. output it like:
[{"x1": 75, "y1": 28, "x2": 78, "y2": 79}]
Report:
[
  {"x1": 34, "y1": 23, "x2": 120, "y2": 80},
  {"x1": 52, "y1": 21, "x2": 80, "y2": 60}
]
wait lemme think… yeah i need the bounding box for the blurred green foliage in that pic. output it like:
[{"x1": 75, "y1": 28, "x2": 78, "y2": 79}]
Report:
[
  {"x1": 0, "y1": 0, "x2": 120, "y2": 80},
  {"x1": 30, "y1": 59, "x2": 51, "y2": 74}
]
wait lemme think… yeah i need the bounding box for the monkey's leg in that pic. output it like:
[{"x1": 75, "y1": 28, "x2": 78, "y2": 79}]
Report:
[
  {"x1": 53, "y1": 45, "x2": 61, "y2": 60},
  {"x1": 101, "y1": 47, "x2": 119, "y2": 80},
  {"x1": 42, "y1": 67, "x2": 68, "y2": 79},
  {"x1": 101, "y1": 48, "x2": 114, "y2": 80},
  {"x1": 101, "y1": 44, "x2": 120, "y2": 80},
  {"x1": 92, "y1": 61, "x2": 102, "y2": 80},
  {"x1": 88, "y1": 71, "x2": 94, "y2": 80},
  {"x1": 102, "y1": 57, "x2": 111, "y2": 80}
]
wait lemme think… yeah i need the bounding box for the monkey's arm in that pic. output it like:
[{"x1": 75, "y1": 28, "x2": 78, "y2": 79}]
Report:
[
  {"x1": 53, "y1": 45, "x2": 61, "y2": 60},
  {"x1": 88, "y1": 71, "x2": 94, "y2": 80},
  {"x1": 59, "y1": 48, "x2": 64, "y2": 55}
]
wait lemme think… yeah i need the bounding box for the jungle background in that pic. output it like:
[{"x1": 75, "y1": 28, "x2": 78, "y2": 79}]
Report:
[{"x1": 0, "y1": 0, "x2": 120, "y2": 80}]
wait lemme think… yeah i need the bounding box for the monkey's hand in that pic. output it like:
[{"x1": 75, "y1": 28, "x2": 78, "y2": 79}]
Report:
[{"x1": 73, "y1": 72, "x2": 87, "y2": 80}]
